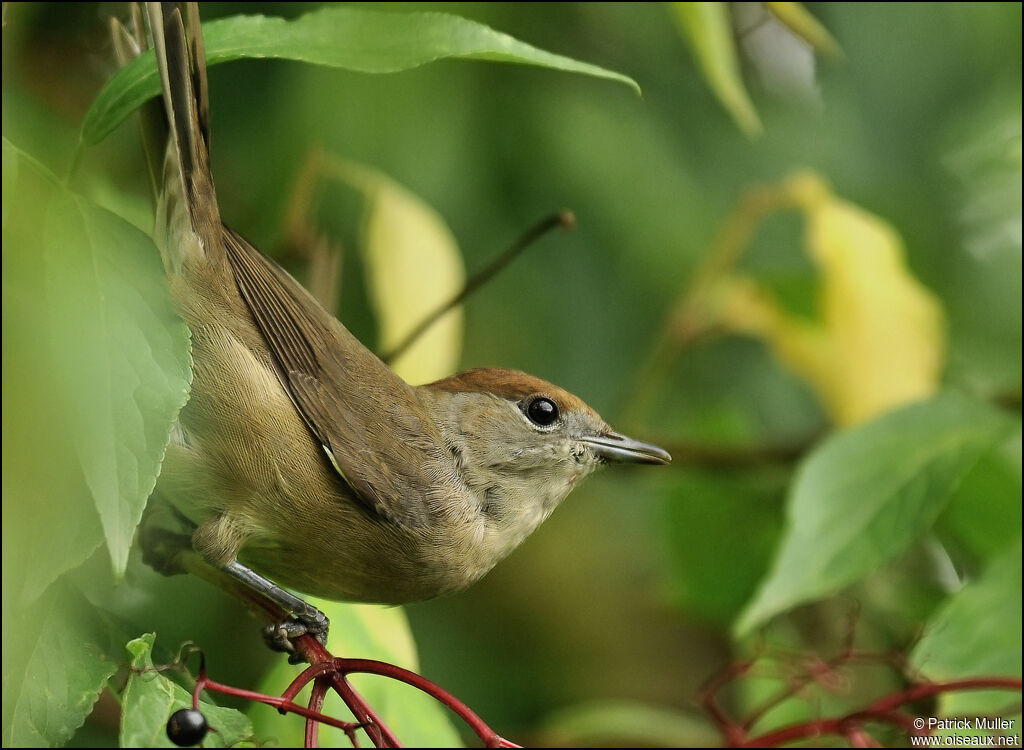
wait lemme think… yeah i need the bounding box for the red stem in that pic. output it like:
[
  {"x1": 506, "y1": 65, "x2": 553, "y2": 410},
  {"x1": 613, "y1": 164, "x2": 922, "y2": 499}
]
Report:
[
  {"x1": 331, "y1": 657, "x2": 516, "y2": 748},
  {"x1": 291, "y1": 633, "x2": 520, "y2": 748},
  {"x1": 329, "y1": 672, "x2": 395, "y2": 747},
  {"x1": 862, "y1": 677, "x2": 1022, "y2": 715},
  {"x1": 189, "y1": 628, "x2": 517, "y2": 748},
  {"x1": 737, "y1": 677, "x2": 1022, "y2": 748},
  {"x1": 699, "y1": 659, "x2": 757, "y2": 746},
  {"x1": 305, "y1": 677, "x2": 330, "y2": 748},
  {"x1": 300, "y1": 636, "x2": 400, "y2": 747},
  {"x1": 195, "y1": 675, "x2": 365, "y2": 735}
]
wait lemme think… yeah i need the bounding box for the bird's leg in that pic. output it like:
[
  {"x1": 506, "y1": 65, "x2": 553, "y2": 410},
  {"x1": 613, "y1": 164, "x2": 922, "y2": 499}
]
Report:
[
  {"x1": 146, "y1": 535, "x2": 331, "y2": 664},
  {"x1": 182, "y1": 514, "x2": 330, "y2": 661},
  {"x1": 140, "y1": 501, "x2": 329, "y2": 659},
  {"x1": 221, "y1": 560, "x2": 330, "y2": 661}
]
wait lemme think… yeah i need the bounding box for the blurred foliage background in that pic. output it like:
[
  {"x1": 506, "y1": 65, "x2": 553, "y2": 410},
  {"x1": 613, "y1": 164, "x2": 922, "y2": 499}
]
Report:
[{"x1": 3, "y1": 2, "x2": 1021, "y2": 747}]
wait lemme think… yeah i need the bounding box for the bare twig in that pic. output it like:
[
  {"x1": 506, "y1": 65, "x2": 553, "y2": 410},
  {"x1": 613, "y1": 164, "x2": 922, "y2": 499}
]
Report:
[
  {"x1": 381, "y1": 211, "x2": 575, "y2": 364},
  {"x1": 700, "y1": 641, "x2": 1023, "y2": 748}
]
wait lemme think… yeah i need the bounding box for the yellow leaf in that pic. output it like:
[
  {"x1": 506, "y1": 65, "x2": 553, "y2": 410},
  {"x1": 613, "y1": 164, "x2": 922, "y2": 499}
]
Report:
[
  {"x1": 327, "y1": 161, "x2": 465, "y2": 385},
  {"x1": 715, "y1": 275, "x2": 833, "y2": 391},
  {"x1": 763, "y1": 2, "x2": 843, "y2": 60},
  {"x1": 362, "y1": 176, "x2": 464, "y2": 384},
  {"x1": 719, "y1": 172, "x2": 946, "y2": 425},
  {"x1": 671, "y1": 2, "x2": 763, "y2": 138}
]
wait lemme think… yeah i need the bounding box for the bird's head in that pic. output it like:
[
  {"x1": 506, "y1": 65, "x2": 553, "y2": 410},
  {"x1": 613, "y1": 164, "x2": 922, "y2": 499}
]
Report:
[{"x1": 424, "y1": 368, "x2": 670, "y2": 541}]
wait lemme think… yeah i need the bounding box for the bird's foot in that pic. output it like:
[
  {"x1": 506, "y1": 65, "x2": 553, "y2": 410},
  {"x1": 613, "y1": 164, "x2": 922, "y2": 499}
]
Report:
[{"x1": 262, "y1": 607, "x2": 330, "y2": 664}]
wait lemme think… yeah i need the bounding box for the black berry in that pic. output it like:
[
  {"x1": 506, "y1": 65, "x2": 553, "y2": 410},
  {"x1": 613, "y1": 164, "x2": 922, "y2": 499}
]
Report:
[{"x1": 166, "y1": 708, "x2": 208, "y2": 747}]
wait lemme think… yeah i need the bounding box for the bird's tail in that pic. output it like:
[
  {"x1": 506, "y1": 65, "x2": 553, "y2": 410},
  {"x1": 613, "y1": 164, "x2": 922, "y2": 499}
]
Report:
[{"x1": 111, "y1": 2, "x2": 223, "y2": 275}]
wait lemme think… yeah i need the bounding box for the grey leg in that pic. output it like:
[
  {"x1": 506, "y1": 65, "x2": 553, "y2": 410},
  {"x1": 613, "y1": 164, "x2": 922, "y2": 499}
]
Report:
[{"x1": 222, "y1": 560, "x2": 329, "y2": 659}]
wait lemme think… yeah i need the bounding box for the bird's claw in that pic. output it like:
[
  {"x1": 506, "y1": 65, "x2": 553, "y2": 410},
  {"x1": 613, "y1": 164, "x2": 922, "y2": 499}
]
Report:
[{"x1": 262, "y1": 609, "x2": 329, "y2": 664}]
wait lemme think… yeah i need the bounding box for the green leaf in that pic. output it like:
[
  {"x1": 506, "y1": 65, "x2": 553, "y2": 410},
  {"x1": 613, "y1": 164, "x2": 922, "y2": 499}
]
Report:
[
  {"x1": 911, "y1": 539, "x2": 1022, "y2": 715},
  {"x1": 251, "y1": 602, "x2": 461, "y2": 748},
  {"x1": 44, "y1": 190, "x2": 192, "y2": 577},
  {"x1": 937, "y1": 427, "x2": 1022, "y2": 562},
  {"x1": 2, "y1": 144, "x2": 106, "y2": 608},
  {"x1": 736, "y1": 392, "x2": 1015, "y2": 634},
  {"x1": 121, "y1": 634, "x2": 254, "y2": 748},
  {"x1": 82, "y1": 7, "x2": 640, "y2": 144},
  {"x1": 2, "y1": 582, "x2": 120, "y2": 747},
  {"x1": 1, "y1": 138, "x2": 193, "y2": 579},
  {"x1": 670, "y1": 2, "x2": 762, "y2": 137}
]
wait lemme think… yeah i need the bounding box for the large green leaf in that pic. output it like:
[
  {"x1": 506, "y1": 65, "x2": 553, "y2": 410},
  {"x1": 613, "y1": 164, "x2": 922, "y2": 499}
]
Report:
[
  {"x1": 120, "y1": 634, "x2": 255, "y2": 748},
  {"x1": 911, "y1": 539, "x2": 1023, "y2": 716},
  {"x1": 3, "y1": 141, "x2": 105, "y2": 608},
  {"x1": 1, "y1": 583, "x2": 120, "y2": 747},
  {"x1": 2, "y1": 137, "x2": 192, "y2": 579},
  {"x1": 82, "y1": 7, "x2": 639, "y2": 144},
  {"x1": 736, "y1": 393, "x2": 1015, "y2": 634},
  {"x1": 937, "y1": 429, "x2": 1022, "y2": 562},
  {"x1": 251, "y1": 601, "x2": 462, "y2": 748}
]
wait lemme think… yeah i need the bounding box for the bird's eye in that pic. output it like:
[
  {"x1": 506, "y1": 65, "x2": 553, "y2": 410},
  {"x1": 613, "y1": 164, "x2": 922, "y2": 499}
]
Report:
[{"x1": 524, "y1": 396, "x2": 559, "y2": 427}]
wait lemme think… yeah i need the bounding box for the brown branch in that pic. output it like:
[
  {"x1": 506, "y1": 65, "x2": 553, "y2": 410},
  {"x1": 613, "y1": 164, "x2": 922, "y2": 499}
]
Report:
[{"x1": 380, "y1": 211, "x2": 575, "y2": 364}]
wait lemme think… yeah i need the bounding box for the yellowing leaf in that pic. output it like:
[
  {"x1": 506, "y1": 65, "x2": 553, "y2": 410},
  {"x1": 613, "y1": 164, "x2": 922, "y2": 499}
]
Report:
[
  {"x1": 720, "y1": 172, "x2": 946, "y2": 425},
  {"x1": 323, "y1": 161, "x2": 465, "y2": 385},
  {"x1": 671, "y1": 2, "x2": 763, "y2": 138},
  {"x1": 763, "y1": 2, "x2": 843, "y2": 60},
  {"x1": 362, "y1": 177, "x2": 464, "y2": 384}
]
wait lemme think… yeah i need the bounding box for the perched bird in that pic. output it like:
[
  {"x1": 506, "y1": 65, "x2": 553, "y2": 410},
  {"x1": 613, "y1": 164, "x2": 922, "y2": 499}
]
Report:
[{"x1": 114, "y1": 2, "x2": 669, "y2": 647}]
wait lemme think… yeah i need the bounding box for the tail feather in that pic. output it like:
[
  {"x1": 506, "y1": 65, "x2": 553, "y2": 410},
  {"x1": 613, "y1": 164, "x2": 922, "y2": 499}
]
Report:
[
  {"x1": 116, "y1": 3, "x2": 223, "y2": 275},
  {"x1": 184, "y1": 3, "x2": 212, "y2": 153},
  {"x1": 110, "y1": 4, "x2": 165, "y2": 202}
]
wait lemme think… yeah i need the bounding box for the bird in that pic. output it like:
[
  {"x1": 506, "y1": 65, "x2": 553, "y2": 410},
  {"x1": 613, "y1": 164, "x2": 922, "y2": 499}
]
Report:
[{"x1": 113, "y1": 2, "x2": 670, "y2": 649}]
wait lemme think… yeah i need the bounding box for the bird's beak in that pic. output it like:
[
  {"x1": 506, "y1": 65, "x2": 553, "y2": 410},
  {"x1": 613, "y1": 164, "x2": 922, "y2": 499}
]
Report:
[{"x1": 582, "y1": 431, "x2": 672, "y2": 465}]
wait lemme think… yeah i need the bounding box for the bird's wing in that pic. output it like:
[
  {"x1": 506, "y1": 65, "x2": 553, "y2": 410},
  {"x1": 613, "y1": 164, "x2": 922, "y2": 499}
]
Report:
[{"x1": 223, "y1": 228, "x2": 438, "y2": 527}]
